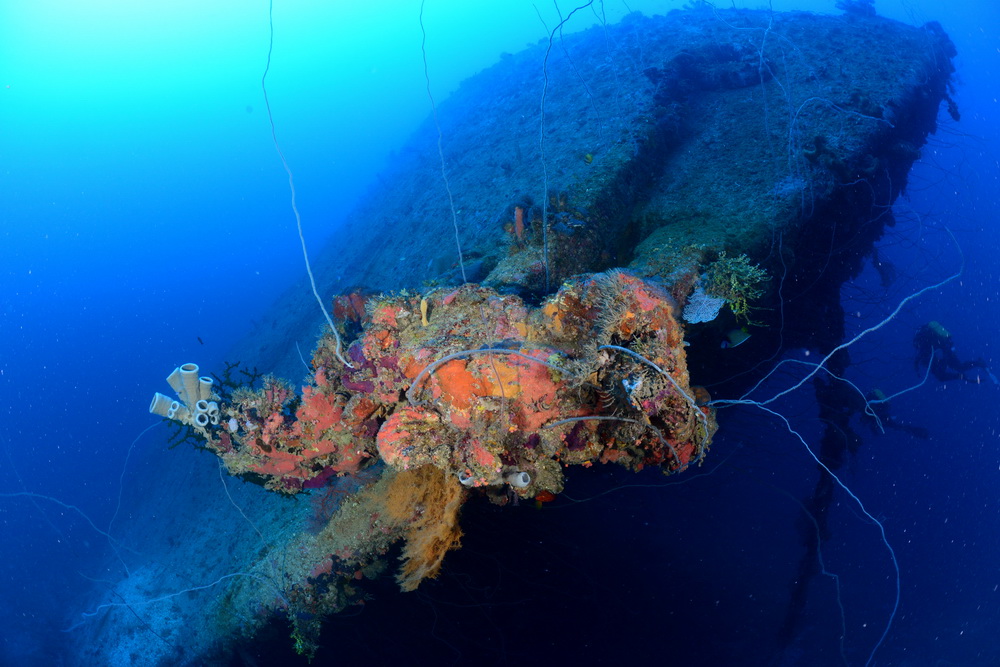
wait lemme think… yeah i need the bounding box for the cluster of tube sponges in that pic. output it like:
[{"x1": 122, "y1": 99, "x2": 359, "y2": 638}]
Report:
[
  {"x1": 149, "y1": 363, "x2": 220, "y2": 430},
  {"x1": 458, "y1": 470, "x2": 531, "y2": 489}
]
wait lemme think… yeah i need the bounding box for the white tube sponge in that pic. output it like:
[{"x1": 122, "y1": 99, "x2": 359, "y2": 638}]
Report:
[
  {"x1": 178, "y1": 363, "x2": 201, "y2": 409},
  {"x1": 168, "y1": 403, "x2": 191, "y2": 424},
  {"x1": 166, "y1": 367, "x2": 185, "y2": 398},
  {"x1": 504, "y1": 471, "x2": 531, "y2": 488},
  {"x1": 193, "y1": 401, "x2": 211, "y2": 429},
  {"x1": 149, "y1": 392, "x2": 173, "y2": 418},
  {"x1": 198, "y1": 376, "x2": 215, "y2": 401}
]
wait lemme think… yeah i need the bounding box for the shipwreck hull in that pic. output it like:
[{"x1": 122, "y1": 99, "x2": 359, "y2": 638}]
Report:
[{"x1": 145, "y1": 7, "x2": 958, "y2": 663}]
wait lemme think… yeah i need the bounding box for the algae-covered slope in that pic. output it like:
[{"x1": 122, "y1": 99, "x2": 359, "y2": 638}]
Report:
[{"x1": 231, "y1": 7, "x2": 955, "y2": 378}]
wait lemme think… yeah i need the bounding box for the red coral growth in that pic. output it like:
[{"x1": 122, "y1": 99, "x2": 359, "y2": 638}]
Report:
[
  {"x1": 377, "y1": 407, "x2": 445, "y2": 470},
  {"x1": 333, "y1": 291, "x2": 372, "y2": 325},
  {"x1": 431, "y1": 359, "x2": 490, "y2": 410},
  {"x1": 298, "y1": 386, "x2": 343, "y2": 434},
  {"x1": 203, "y1": 272, "x2": 715, "y2": 499}
]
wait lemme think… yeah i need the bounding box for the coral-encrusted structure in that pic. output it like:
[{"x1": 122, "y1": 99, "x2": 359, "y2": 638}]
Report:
[
  {"x1": 169, "y1": 271, "x2": 714, "y2": 657},
  {"x1": 142, "y1": 7, "x2": 959, "y2": 662},
  {"x1": 202, "y1": 272, "x2": 713, "y2": 500}
]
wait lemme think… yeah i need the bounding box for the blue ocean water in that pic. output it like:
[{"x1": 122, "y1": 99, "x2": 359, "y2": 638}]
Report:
[{"x1": 1, "y1": 1, "x2": 997, "y2": 665}]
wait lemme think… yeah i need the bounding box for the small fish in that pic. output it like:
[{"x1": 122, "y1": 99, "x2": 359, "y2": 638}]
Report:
[
  {"x1": 197, "y1": 336, "x2": 204, "y2": 345},
  {"x1": 721, "y1": 327, "x2": 751, "y2": 349}
]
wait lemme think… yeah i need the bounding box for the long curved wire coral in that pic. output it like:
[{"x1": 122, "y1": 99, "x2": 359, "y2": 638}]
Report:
[
  {"x1": 260, "y1": 0, "x2": 351, "y2": 368},
  {"x1": 419, "y1": 0, "x2": 467, "y2": 284},
  {"x1": 538, "y1": 1, "x2": 596, "y2": 291}
]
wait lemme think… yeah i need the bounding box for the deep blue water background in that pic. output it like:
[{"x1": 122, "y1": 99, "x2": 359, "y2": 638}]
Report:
[{"x1": 1, "y1": 1, "x2": 998, "y2": 665}]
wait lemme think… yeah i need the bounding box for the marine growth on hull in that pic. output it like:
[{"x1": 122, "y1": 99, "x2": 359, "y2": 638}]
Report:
[{"x1": 145, "y1": 6, "x2": 957, "y2": 659}]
